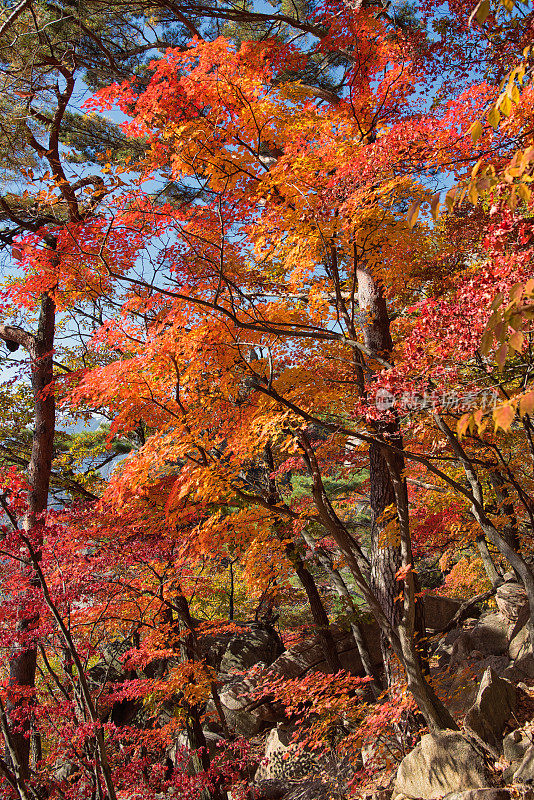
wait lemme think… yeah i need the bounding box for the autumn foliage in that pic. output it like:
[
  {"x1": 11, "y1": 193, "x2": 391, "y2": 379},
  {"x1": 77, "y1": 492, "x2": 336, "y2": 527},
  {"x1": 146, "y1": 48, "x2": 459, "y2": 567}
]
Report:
[{"x1": 1, "y1": 0, "x2": 534, "y2": 797}]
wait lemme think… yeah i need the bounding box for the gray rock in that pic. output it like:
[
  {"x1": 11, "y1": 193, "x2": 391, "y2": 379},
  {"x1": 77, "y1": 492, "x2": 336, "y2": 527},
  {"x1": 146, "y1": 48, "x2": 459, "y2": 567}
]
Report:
[
  {"x1": 169, "y1": 729, "x2": 223, "y2": 773},
  {"x1": 393, "y1": 731, "x2": 493, "y2": 800},
  {"x1": 509, "y1": 625, "x2": 531, "y2": 661},
  {"x1": 202, "y1": 622, "x2": 284, "y2": 673},
  {"x1": 505, "y1": 653, "x2": 534, "y2": 683},
  {"x1": 443, "y1": 791, "x2": 530, "y2": 800},
  {"x1": 423, "y1": 595, "x2": 463, "y2": 632},
  {"x1": 87, "y1": 637, "x2": 133, "y2": 685},
  {"x1": 496, "y1": 581, "x2": 529, "y2": 625},
  {"x1": 463, "y1": 667, "x2": 516, "y2": 752},
  {"x1": 253, "y1": 779, "x2": 289, "y2": 799},
  {"x1": 514, "y1": 744, "x2": 534, "y2": 784},
  {"x1": 212, "y1": 677, "x2": 282, "y2": 737},
  {"x1": 220, "y1": 625, "x2": 284, "y2": 673},
  {"x1": 503, "y1": 729, "x2": 532, "y2": 763},
  {"x1": 266, "y1": 622, "x2": 382, "y2": 680},
  {"x1": 255, "y1": 725, "x2": 319, "y2": 782},
  {"x1": 450, "y1": 614, "x2": 508, "y2": 666},
  {"x1": 434, "y1": 655, "x2": 510, "y2": 721},
  {"x1": 54, "y1": 759, "x2": 80, "y2": 782}
]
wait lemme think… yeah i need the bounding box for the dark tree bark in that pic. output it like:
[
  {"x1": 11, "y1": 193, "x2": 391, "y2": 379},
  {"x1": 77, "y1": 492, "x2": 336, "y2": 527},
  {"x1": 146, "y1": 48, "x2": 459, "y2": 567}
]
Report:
[
  {"x1": 356, "y1": 260, "x2": 405, "y2": 683},
  {"x1": 1, "y1": 291, "x2": 56, "y2": 775}
]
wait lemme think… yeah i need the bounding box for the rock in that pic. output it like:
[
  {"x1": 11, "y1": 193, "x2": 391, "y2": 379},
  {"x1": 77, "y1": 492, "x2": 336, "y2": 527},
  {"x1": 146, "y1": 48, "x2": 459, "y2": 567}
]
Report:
[
  {"x1": 463, "y1": 667, "x2": 516, "y2": 752},
  {"x1": 423, "y1": 595, "x2": 463, "y2": 632},
  {"x1": 255, "y1": 724, "x2": 319, "y2": 782},
  {"x1": 496, "y1": 581, "x2": 529, "y2": 626},
  {"x1": 433, "y1": 628, "x2": 467, "y2": 669},
  {"x1": 514, "y1": 744, "x2": 534, "y2": 784},
  {"x1": 443, "y1": 791, "x2": 532, "y2": 800},
  {"x1": 510, "y1": 626, "x2": 531, "y2": 661},
  {"x1": 450, "y1": 614, "x2": 508, "y2": 666},
  {"x1": 201, "y1": 622, "x2": 284, "y2": 673},
  {"x1": 254, "y1": 779, "x2": 289, "y2": 799},
  {"x1": 219, "y1": 624, "x2": 284, "y2": 674},
  {"x1": 505, "y1": 653, "x2": 534, "y2": 683},
  {"x1": 267, "y1": 621, "x2": 383, "y2": 679},
  {"x1": 54, "y1": 759, "x2": 80, "y2": 782},
  {"x1": 212, "y1": 677, "x2": 282, "y2": 737},
  {"x1": 393, "y1": 731, "x2": 493, "y2": 800},
  {"x1": 169, "y1": 729, "x2": 223, "y2": 773},
  {"x1": 87, "y1": 637, "x2": 134, "y2": 685},
  {"x1": 503, "y1": 728, "x2": 532, "y2": 763},
  {"x1": 435, "y1": 655, "x2": 510, "y2": 720}
]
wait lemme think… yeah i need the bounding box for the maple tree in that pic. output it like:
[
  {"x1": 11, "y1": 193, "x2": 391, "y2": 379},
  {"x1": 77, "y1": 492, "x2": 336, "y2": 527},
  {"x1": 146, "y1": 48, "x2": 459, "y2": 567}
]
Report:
[{"x1": 2, "y1": 0, "x2": 534, "y2": 797}]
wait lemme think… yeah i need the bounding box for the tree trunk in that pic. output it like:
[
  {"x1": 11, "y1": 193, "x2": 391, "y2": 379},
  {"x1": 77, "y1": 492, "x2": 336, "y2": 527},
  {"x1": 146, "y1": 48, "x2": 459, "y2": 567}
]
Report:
[
  {"x1": 6, "y1": 292, "x2": 56, "y2": 775},
  {"x1": 357, "y1": 261, "x2": 403, "y2": 684},
  {"x1": 298, "y1": 430, "x2": 456, "y2": 729}
]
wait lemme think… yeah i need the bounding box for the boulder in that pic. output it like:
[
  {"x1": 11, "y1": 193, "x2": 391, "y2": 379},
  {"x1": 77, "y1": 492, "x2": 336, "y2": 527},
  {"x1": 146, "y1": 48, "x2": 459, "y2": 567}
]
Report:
[
  {"x1": 169, "y1": 729, "x2": 223, "y2": 775},
  {"x1": 505, "y1": 653, "x2": 534, "y2": 683},
  {"x1": 393, "y1": 731, "x2": 493, "y2": 800},
  {"x1": 503, "y1": 729, "x2": 531, "y2": 764},
  {"x1": 253, "y1": 779, "x2": 289, "y2": 799},
  {"x1": 255, "y1": 724, "x2": 319, "y2": 782},
  {"x1": 450, "y1": 614, "x2": 508, "y2": 667},
  {"x1": 423, "y1": 595, "x2": 463, "y2": 632},
  {"x1": 266, "y1": 622, "x2": 383, "y2": 679},
  {"x1": 463, "y1": 668, "x2": 516, "y2": 752},
  {"x1": 54, "y1": 759, "x2": 80, "y2": 783},
  {"x1": 212, "y1": 677, "x2": 282, "y2": 737},
  {"x1": 201, "y1": 622, "x2": 284, "y2": 673},
  {"x1": 514, "y1": 744, "x2": 534, "y2": 784},
  {"x1": 219, "y1": 624, "x2": 284, "y2": 674},
  {"x1": 496, "y1": 581, "x2": 529, "y2": 627},
  {"x1": 87, "y1": 637, "x2": 134, "y2": 685},
  {"x1": 510, "y1": 626, "x2": 531, "y2": 661},
  {"x1": 443, "y1": 791, "x2": 532, "y2": 800},
  {"x1": 435, "y1": 655, "x2": 510, "y2": 720}
]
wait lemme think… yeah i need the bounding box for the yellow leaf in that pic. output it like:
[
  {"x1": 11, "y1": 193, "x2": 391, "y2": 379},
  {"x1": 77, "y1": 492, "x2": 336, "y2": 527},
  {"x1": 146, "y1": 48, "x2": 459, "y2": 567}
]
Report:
[
  {"x1": 520, "y1": 393, "x2": 534, "y2": 417},
  {"x1": 457, "y1": 414, "x2": 471, "y2": 438},
  {"x1": 470, "y1": 121, "x2": 483, "y2": 143},
  {"x1": 468, "y1": 181, "x2": 479, "y2": 205},
  {"x1": 488, "y1": 105, "x2": 501, "y2": 129},
  {"x1": 406, "y1": 201, "x2": 421, "y2": 229},
  {"x1": 496, "y1": 343, "x2": 508, "y2": 369},
  {"x1": 499, "y1": 94, "x2": 512, "y2": 116},
  {"x1": 491, "y1": 293, "x2": 504, "y2": 311},
  {"x1": 471, "y1": 157, "x2": 484, "y2": 177},
  {"x1": 518, "y1": 183, "x2": 531, "y2": 203},
  {"x1": 493, "y1": 403, "x2": 515, "y2": 431},
  {"x1": 476, "y1": 0, "x2": 491, "y2": 22},
  {"x1": 445, "y1": 187, "x2": 457, "y2": 210},
  {"x1": 480, "y1": 328, "x2": 494, "y2": 355},
  {"x1": 510, "y1": 282, "x2": 524, "y2": 302},
  {"x1": 430, "y1": 193, "x2": 441, "y2": 220},
  {"x1": 509, "y1": 330, "x2": 525, "y2": 351}
]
